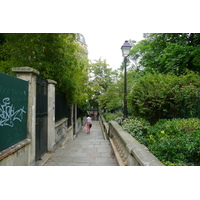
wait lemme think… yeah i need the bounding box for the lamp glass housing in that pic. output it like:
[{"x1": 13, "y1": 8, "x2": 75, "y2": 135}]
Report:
[{"x1": 121, "y1": 40, "x2": 132, "y2": 57}]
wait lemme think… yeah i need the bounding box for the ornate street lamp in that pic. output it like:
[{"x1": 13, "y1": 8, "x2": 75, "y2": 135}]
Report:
[{"x1": 121, "y1": 40, "x2": 132, "y2": 120}]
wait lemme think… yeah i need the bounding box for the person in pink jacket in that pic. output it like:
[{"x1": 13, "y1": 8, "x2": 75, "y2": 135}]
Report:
[{"x1": 86, "y1": 115, "x2": 92, "y2": 134}]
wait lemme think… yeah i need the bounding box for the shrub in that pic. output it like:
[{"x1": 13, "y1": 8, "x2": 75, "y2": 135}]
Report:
[
  {"x1": 128, "y1": 71, "x2": 200, "y2": 124},
  {"x1": 122, "y1": 117, "x2": 150, "y2": 145},
  {"x1": 103, "y1": 111, "x2": 123, "y2": 122},
  {"x1": 122, "y1": 117, "x2": 200, "y2": 165},
  {"x1": 147, "y1": 118, "x2": 200, "y2": 165}
]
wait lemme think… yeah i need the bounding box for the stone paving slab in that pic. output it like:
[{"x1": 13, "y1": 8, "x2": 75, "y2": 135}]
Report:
[{"x1": 44, "y1": 121, "x2": 118, "y2": 166}]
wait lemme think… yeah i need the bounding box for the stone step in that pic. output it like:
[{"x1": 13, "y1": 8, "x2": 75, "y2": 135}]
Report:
[{"x1": 44, "y1": 121, "x2": 118, "y2": 166}]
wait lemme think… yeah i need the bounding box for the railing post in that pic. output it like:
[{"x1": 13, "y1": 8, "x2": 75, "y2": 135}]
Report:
[
  {"x1": 47, "y1": 79, "x2": 57, "y2": 151},
  {"x1": 12, "y1": 67, "x2": 39, "y2": 165}
]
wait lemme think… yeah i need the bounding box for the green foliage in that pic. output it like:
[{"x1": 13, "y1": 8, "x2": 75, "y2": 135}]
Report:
[
  {"x1": 0, "y1": 33, "x2": 90, "y2": 105},
  {"x1": 89, "y1": 58, "x2": 113, "y2": 91},
  {"x1": 89, "y1": 59, "x2": 122, "y2": 110},
  {"x1": 122, "y1": 117, "x2": 150, "y2": 145},
  {"x1": 130, "y1": 33, "x2": 200, "y2": 74},
  {"x1": 147, "y1": 118, "x2": 200, "y2": 166},
  {"x1": 98, "y1": 77, "x2": 123, "y2": 111},
  {"x1": 128, "y1": 71, "x2": 200, "y2": 124},
  {"x1": 103, "y1": 112, "x2": 123, "y2": 122},
  {"x1": 122, "y1": 117, "x2": 200, "y2": 166}
]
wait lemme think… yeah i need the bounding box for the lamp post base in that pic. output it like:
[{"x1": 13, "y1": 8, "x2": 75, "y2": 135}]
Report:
[{"x1": 122, "y1": 115, "x2": 128, "y2": 121}]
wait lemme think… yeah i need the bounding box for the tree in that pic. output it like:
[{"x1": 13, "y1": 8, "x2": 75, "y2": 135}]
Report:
[
  {"x1": 0, "y1": 33, "x2": 90, "y2": 105},
  {"x1": 128, "y1": 71, "x2": 200, "y2": 124},
  {"x1": 129, "y1": 33, "x2": 200, "y2": 75},
  {"x1": 98, "y1": 73, "x2": 123, "y2": 111},
  {"x1": 88, "y1": 58, "x2": 121, "y2": 110}
]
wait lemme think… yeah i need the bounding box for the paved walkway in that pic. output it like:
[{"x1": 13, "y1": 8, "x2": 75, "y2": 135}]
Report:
[{"x1": 43, "y1": 121, "x2": 118, "y2": 166}]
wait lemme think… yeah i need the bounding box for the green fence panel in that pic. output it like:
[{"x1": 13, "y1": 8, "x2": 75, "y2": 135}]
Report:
[{"x1": 0, "y1": 72, "x2": 28, "y2": 152}]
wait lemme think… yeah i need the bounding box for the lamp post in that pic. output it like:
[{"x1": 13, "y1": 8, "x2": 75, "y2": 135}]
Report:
[{"x1": 121, "y1": 40, "x2": 132, "y2": 120}]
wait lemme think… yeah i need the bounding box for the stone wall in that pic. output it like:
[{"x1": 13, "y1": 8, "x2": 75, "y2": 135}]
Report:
[
  {"x1": 54, "y1": 118, "x2": 69, "y2": 150},
  {"x1": 54, "y1": 116, "x2": 86, "y2": 150},
  {"x1": 0, "y1": 139, "x2": 30, "y2": 166},
  {"x1": 109, "y1": 121, "x2": 164, "y2": 166},
  {"x1": 76, "y1": 117, "x2": 82, "y2": 134},
  {"x1": 99, "y1": 114, "x2": 109, "y2": 140},
  {"x1": 99, "y1": 114, "x2": 164, "y2": 166},
  {"x1": 76, "y1": 116, "x2": 86, "y2": 135}
]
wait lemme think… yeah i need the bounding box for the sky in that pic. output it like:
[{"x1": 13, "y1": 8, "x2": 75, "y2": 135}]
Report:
[{"x1": 82, "y1": 32, "x2": 144, "y2": 70}]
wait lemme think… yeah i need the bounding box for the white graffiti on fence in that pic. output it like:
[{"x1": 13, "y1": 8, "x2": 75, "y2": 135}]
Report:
[{"x1": 0, "y1": 97, "x2": 26, "y2": 127}]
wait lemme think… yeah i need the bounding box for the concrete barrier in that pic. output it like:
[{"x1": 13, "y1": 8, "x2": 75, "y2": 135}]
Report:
[
  {"x1": 54, "y1": 116, "x2": 87, "y2": 149},
  {"x1": 54, "y1": 118, "x2": 70, "y2": 150},
  {"x1": 0, "y1": 139, "x2": 30, "y2": 166},
  {"x1": 76, "y1": 116, "x2": 86, "y2": 135},
  {"x1": 99, "y1": 114, "x2": 164, "y2": 166},
  {"x1": 108, "y1": 121, "x2": 164, "y2": 166},
  {"x1": 99, "y1": 114, "x2": 109, "y2": 140}
]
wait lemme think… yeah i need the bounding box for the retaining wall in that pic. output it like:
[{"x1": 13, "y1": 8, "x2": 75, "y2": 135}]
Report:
[
  {"x1": 0, "y1": 139, "x2": 30, "y2": 166},
  {"x1": 76, "y1": 116, "x2": 87, "y2": 135},
  {"x1": 99, "y1": 114, "x2": 109, "y2": 140},
  {"x1": 54, "y1": 116, "x2": 86, "y2": 150},
  {"x1": 99, "y1": 115, "x2": 164, "y2": 166},
  {"x1": 54, "y1": 118, "x2": 70, "y2": 150},
  {"x1": 109, "y1": 121, "x2": 164, "y2": 166}
]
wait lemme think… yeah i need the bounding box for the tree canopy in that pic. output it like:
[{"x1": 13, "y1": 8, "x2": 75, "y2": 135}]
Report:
[
  {"x1": 129, "y1": 33, "x2": 200, "y2": 75},
  {"x1": 0, "y1": 33, "x2": 90, "y2": 105},
  {"x1": 88, "y1": 58, "x2": 122, "y2": 111}
]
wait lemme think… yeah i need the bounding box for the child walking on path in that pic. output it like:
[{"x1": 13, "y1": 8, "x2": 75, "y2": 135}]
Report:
[{"x1": 86, "y1": 115, "x2": 92, "y2": 134}]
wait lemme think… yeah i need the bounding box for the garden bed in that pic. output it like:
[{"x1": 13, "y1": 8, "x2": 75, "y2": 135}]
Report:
[{"x1": 122, "y1": 117, "x2": 200, "y2": 166}]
